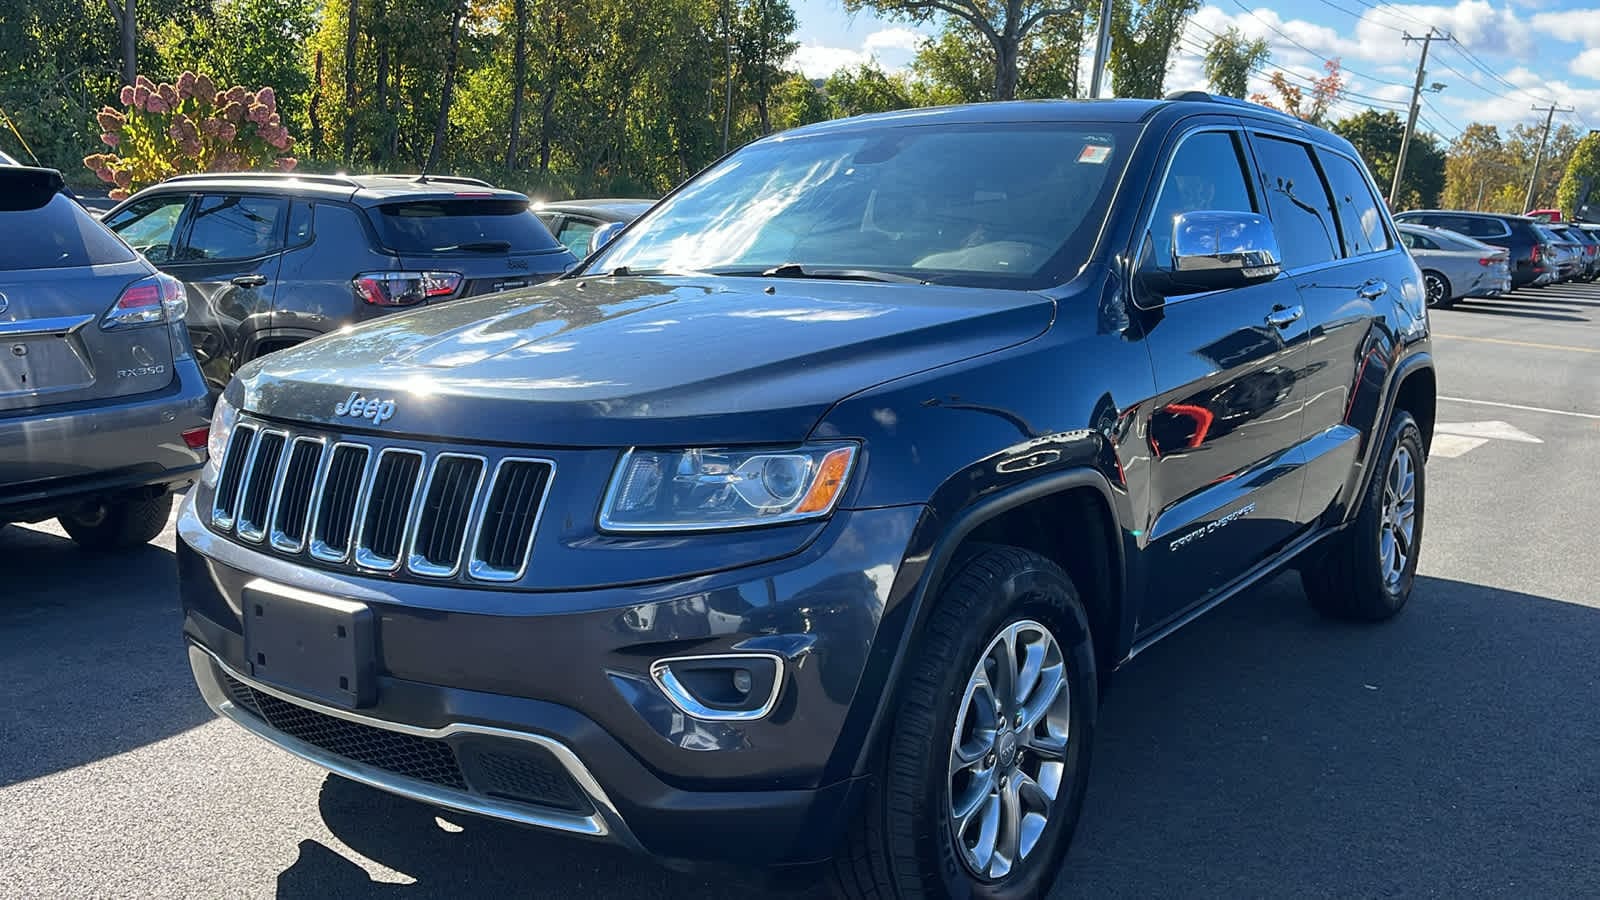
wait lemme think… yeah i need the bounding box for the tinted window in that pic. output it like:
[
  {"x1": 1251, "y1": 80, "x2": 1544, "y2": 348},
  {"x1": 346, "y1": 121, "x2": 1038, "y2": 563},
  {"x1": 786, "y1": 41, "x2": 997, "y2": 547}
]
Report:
[
  {"x1": 178, "y1": 195, "x2": 288, "y2": 261},
  {"x1": 1462, "y1": 216, "x2": 1509, "y2": 238},
  {"x1": 1321, "y1": 152, "x2": 1390, "y2": 256},
  {"x1": 1399, "y1": 230, "x2": 1438, "y2": 250},
  {"x1": 557, "y1": 218, "x2": 598, "y2": 258},
  {"x1": 1251, "y1": 135, "x2": 1338, "y2": 268},
  {"x1": 105, "y1": 194, "x2": 188, "y2": 262},
  {"x1": 1147, "y1": 131, "x2": 1256, "y2": 268},
  {"x1": 0, "y1": 193, "x2": 136, "y2": 271},
  {"x1": 373, "y1": 199, "x2": 563, "y2": 254},
  {"x1": 288, "y1": 200, "x2": 314, "y2": 246},
  {"x1": 590, "y1": 123, "x2": 1138, "y2": 289}
]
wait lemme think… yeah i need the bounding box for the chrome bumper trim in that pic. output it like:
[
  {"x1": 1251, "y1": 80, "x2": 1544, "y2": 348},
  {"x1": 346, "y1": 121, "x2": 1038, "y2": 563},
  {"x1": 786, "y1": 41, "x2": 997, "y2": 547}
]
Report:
[{"x1": 188, "y1": 643, "x2": 637, "y2": 847}]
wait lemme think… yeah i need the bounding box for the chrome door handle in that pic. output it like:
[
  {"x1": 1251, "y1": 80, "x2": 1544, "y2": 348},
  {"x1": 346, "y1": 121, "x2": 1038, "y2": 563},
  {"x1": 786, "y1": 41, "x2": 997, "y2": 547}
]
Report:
[
  {"x1": 1265, "y1": 305, "x2": 1303, "y2": 329},
  {"x1": 1357, "y1": 279, "x2": 1388, "y2": 299},
  {"x1": 231, "y1": 274, "x2": 268, "y2": 287}
]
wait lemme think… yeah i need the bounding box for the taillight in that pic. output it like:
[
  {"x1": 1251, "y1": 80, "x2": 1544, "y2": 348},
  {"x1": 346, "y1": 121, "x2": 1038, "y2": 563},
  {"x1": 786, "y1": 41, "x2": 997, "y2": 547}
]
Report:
[
  {"x1": 104, "y1": 272, "x2": 186, "y2": 328},
  {"x1": 352, "y1": 271, "x2": 463, "y2": 307},
  {"x1": 1532, "y1": 244, "x2": 1542, "y2": 262}
]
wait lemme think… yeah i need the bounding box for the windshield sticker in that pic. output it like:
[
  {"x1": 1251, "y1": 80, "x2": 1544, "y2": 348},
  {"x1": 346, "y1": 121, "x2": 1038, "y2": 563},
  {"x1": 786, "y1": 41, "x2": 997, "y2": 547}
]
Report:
[{"x1": 1079, "y1": 144, "x2": 1112, "y2": 165}]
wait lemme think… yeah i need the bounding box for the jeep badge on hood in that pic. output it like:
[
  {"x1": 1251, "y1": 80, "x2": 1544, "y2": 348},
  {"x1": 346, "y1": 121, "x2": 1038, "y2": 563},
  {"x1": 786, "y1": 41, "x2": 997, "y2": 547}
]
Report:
[{"x1": 334, "y1": 391, "x2": 397, "y2": 426}]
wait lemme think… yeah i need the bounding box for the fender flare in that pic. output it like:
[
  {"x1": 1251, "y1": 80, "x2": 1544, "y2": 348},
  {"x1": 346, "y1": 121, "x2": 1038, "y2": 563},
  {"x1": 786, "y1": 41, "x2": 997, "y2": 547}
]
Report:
[
  {"x1": 842, "y1": 467, "x2": 1129, "y2": 779},
  {"x1": 1346, "y1": 347, "x2": 1434, "y2": 525}
]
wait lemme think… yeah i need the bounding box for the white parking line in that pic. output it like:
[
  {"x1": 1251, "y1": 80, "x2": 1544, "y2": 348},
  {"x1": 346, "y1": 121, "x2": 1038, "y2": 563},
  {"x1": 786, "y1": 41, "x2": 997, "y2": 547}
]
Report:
[{"x1": 1438, "y1": 396, "x2": 1600, "y2": 421}]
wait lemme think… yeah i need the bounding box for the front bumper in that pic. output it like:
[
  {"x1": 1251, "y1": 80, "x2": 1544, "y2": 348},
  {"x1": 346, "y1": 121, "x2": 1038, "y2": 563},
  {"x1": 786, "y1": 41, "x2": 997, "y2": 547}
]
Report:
[{"x1": 179, "y1": 497, "x2": 924, "y2": 865}]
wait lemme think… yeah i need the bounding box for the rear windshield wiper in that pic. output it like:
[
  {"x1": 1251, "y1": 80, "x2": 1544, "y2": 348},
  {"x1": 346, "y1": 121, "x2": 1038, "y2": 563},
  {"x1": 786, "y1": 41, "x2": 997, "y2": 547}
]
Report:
[
  {"x1": 431, "y1": 240, "x2": 513, "y2": 252},
  {"x1": 755, "y1": 263, "x2": 927, "y2": 284}
]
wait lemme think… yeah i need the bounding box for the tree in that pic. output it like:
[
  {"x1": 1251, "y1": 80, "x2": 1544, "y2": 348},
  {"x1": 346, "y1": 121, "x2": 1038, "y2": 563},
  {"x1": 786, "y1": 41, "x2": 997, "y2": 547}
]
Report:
[
  {"x1": 1509, "y1": 121, "x2": 1579, "y2": 210},
  {"x1": 733, "y1": 0, "x2": 799, "y2": 136},
  {"x1": 1557, "y1": 132, "x2": 1600, "y2": 219},
  {"x1": 151, "y1": 0, "x2": 318, "y2": 129},
  {"x1": 824, "y1": 63, "x2": 913, "y2": 118},
  {"x1": 1203, "y1": 27, "x2": 1268, "y2": 99},
  {"x1": 843, "y1": 0, "x2": 1089, "y2": 100},
  {"x1": 770, "y1": 74, "x2": 828, "y2": 132},
  {"x1": 1251, "y1": 60, "x2": 1343, "y2": 126},
  {"x1": 1442, "y1": 123, "x2": 1516, "y2": 211},
  {"x1": 911, "y1": 9, "x2": 1088, "y2": 103},
  {"x1": 1330, "y1": 108, "x2": 1444, "y2": 209},
  {"x1": 1108, "y1": 0, "x2": 1199, "y2": 99},
  {"x1": 506, "y1": 0, "x2": 528, "y2": 167}
]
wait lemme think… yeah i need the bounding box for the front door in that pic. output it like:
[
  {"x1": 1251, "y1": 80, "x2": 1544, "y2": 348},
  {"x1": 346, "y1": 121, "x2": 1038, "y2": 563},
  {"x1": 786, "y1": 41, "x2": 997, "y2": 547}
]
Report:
[{"x1": 1135, "y1": 126, "x2": 1313, "y2": 631}]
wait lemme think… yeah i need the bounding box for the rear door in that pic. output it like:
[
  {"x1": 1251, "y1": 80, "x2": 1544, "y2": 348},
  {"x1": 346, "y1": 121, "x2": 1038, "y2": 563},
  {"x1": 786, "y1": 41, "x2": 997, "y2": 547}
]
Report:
[
  {"x1": 367, "y1": 196, "x2": 577, "y2": 296},
  {"x1": 1134, "y1": 124, "x2": 1313, "y2": 630},
  {"x1": 0, "y1": 190, "x2": 176, "y2": 418},
  {"x1": 161, "y1": 193, "x2": 287, "y2": 390}
]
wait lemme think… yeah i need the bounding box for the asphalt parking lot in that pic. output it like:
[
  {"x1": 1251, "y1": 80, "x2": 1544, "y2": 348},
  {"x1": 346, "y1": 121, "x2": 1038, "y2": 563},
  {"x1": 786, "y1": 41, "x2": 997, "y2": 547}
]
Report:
[{"x1": 7, "y1": 282, "x2": 1600, "y2": 898}]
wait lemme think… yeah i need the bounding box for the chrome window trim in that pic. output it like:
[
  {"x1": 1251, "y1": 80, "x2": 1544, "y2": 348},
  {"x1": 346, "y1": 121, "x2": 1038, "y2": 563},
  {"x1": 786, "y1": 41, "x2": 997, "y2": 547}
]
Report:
[
  {"x1": 353, "y1": 447, "x2": 427, "y2": 572},
  {"x1": 648, "y1": 652, "x2": 787, "y2": 722},
  {"x1": 210, "y1": 423, "x2": 258, "y2": 531},
  {"x1": 404, "y1": 452, "x2": 489, "y2": 579},
  {"x1": 308, "y1": 441, "x2": 373, "y2": 564},
  {"x1": 268, "y1": 435, "x2": 328, "y2": 554},
  {"x1": 190, "y1": 642, "x2": 635, "y2": 847},
  {"x1": 234, "y1": 428, "x2": 288, "y2": 543},
  {"x1": 465, "y1": 456, "x2": 557, "y2": 583}
]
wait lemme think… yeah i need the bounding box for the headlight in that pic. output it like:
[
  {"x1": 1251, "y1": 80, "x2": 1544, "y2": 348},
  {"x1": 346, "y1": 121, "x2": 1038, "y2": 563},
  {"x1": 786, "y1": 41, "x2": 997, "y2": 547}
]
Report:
[
  {"x1": 200, "y1": 393, "x2": 238, "y2": 489},
  {"x1": 600, "y1": 443, "x2": 857, "y2": 532}
]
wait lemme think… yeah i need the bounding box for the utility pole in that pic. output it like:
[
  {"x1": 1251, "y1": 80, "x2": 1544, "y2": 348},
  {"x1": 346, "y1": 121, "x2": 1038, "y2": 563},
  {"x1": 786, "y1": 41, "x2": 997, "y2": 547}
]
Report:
[
  {"x1": 1524, "y1": 102, "x2": 1574, "y2": 212},
  {"x1": 722, "y1": 0, "x2": 733, "y2": 154},
  {"x1": 1087, "y1": 0, "x2": 1114, "y2": 98},
  {"x1": 1391, "y1": 29, "x2": 1448, "y2": 208}
]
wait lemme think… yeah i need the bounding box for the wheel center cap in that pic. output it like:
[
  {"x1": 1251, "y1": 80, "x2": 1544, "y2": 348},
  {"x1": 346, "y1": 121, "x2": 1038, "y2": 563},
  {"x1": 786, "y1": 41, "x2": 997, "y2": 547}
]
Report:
[{"x1": 996, "y1": 732, "x2": 1018, "y2": 769}]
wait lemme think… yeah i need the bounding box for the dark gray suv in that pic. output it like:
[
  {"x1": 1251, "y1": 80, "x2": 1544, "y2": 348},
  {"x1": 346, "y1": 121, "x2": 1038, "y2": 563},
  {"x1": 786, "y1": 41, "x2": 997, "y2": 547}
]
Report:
[
  {"x1": 1, "y1": 168, "x2": 209, "y2": 548},
  {"x1": 102, "y1": 173, "x2": 577, "y2": 401}
]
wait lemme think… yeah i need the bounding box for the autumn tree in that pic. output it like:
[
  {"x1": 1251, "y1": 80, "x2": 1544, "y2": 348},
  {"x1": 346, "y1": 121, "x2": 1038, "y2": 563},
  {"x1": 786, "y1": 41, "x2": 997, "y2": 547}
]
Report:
[
  {"x1": 1203, "y1": 27, "x2": 1269, "y2": 99},
  {"x1": 1557, "y1": 131, "x2": 1600, "y2": 219},
  {"x1": 1108, "y1": 0, "x2": 1199, "y2": 98},
  {"x1": 844, "y1": 0, "x2": 1091, "y2": 100},
  {"x1": 1442, "y1": 123, "x2": 1516, "y2": 211},
  {"x1": 1251, "y1": 60, "x2": 1344, "y2": 126},
  {"x1": 1330, "y1": 109, "x2": 1444, "y2": 209}
]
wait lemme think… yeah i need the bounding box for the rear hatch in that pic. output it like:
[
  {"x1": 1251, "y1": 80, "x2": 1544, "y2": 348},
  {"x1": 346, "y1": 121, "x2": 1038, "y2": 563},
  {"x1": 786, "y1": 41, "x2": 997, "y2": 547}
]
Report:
[
  {"x1": 0, "y1": 176, "x2": 176, "y2": 415},
  {"x1": 367, "y1": 195, "x2": 577, "y2": 300}
]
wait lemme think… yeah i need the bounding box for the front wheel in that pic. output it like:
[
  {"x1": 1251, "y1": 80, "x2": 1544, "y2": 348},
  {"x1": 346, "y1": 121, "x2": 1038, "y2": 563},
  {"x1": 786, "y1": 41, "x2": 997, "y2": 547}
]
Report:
[
  {"x1": 59, "y1": 492, "x2": 174, "y2": 551},
  {"x1": 1302, "y1": 411, "x2": 1425, "y2": 621},
  {"x1": 831, "y1": 545, "x2": 1096, "y2": 899}
]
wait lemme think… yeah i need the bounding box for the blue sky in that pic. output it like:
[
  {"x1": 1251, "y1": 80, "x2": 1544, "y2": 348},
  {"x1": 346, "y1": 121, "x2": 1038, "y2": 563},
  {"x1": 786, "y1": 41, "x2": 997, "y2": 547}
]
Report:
[{"x1": 789, "y1": 0, "x2": 1600, "y2": 136}]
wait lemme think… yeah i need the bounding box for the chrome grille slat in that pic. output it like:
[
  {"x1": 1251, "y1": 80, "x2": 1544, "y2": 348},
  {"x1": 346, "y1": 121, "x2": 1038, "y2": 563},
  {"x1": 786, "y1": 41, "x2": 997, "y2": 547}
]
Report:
[
  {"x1": 235, "y1": 430, "x2": 287, "y2": 543},
  {"x1": 210, "y1": 420, "x2": 552, "y2": 583},
  {"x1": 355, "y1": 449, "x2": 425, "y2": 571}
]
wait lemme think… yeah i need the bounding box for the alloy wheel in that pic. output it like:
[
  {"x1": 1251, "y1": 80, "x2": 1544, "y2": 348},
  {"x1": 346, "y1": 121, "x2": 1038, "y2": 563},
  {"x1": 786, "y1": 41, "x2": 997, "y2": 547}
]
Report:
[
  {"x1": 947, "y1": 619, "x2": 1072, "y2": 881},
  {"x1": 1423, "y1": 273, "x2": 1447, "y2": 307},
  {"x1": 1379, "y1": 444, "x2": 1417, "y2": 588}
]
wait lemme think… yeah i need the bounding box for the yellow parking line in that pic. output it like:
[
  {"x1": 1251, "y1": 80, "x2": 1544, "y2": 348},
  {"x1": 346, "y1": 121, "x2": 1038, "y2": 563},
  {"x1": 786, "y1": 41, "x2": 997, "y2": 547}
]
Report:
[{"x1": 1432, "y1": 333, "x2": 1600, "y2": 354}]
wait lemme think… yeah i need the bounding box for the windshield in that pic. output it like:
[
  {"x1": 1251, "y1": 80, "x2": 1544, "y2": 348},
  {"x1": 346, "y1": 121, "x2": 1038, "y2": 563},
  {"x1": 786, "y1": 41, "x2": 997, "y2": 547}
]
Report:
[{"x1": 587, "y1": 121, "x2": 1137, "y2": 289}]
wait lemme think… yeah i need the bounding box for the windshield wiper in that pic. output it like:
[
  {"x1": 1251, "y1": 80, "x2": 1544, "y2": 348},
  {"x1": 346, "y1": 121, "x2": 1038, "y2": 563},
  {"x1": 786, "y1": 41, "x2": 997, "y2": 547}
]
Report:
[
  {"x1": 756, "y1": 263, "x2": 927, "y2": 284},
  {"x1": 431, "y1": 240, "x2": 513, "y2": 252},
  {"x1": 605, "y1": 265, "x2": 711, "y2": 278}
]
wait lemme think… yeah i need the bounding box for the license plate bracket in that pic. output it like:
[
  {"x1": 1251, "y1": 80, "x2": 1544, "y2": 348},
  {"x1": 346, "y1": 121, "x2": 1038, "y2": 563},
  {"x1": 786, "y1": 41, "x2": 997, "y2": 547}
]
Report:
[{"x1": 242, "y1": 579, "x2": 376, "y2": 708}]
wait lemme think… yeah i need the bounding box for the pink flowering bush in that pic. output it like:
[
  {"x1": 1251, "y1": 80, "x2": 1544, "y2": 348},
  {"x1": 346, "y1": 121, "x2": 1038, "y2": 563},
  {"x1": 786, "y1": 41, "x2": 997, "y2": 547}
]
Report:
[{"x1": 84, "y1": 72, "x2": 297, "y2": 199}]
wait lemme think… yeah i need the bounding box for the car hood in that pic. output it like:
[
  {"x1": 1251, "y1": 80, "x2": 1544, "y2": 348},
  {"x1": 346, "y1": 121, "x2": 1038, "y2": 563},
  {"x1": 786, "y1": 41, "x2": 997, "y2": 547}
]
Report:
[{"x1": 238, "y1": 276, "x2": 1054, "y2": 446}]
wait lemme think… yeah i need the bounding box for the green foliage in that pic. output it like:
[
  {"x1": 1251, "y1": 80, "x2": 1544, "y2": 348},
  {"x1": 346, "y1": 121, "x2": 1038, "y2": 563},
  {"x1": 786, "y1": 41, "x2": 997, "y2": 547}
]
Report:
[
  {"x1": 1108, "y1": 0, "x2": 1199, "y2": 99},
  {"x1": 771, "y1": 75, "x2": 829, "y2": 131},
  {"x1": 823, "y1": 64, "x2": 913, "y2": 118},
  {"x1": 1202, "y1": 27, "x2": 1268, "y2": 99},
  {"x1": 150, "y1": 0, "x2": 316, "y2": 127},
  {"x1": 1329, "y1": 108, "x2": 1443, "y2": 209},
  {"x1": 83, "y1": 73, "x2": 297, "y2": 198},
  {"x1": 1557, "y1": 133, "x2": 1600, "y2": 218},
  {"x1": 910, "y1": 12, "x2": 1088, "y2": 103}
]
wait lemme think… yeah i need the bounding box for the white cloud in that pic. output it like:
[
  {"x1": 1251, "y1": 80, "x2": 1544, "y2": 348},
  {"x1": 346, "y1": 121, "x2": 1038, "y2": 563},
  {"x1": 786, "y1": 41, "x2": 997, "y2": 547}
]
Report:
[
  {"x1": 792, "y1": 44, "x2": 871, "y2": 79},
  {"x1": 1572, "y1": 48, "x2": 1600, "y2": 78},
  {"x1": 863, "y1": 26, "x2": 924, "y2": 54},
  {"x1": 791, "y1": 27, "x2": 927, "y2": 79}
]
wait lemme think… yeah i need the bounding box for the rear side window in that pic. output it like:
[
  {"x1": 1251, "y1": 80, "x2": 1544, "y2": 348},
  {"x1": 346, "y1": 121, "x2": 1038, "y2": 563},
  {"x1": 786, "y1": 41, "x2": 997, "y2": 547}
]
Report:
[
  {"x1": 0, "y1": 194, "x2": 136, "y2": 271},
  {"x1": 1320, "y1": 152, "x2": 1390, "y2": 256},
  {"x1": 372, "y1": 199, "x2": 562, "y2": 254},
  {"x1": 1250, "y1": 135, "x2": 1338, "y2": 269},
  {"x1": 178, "y1": 195, "x2": 288, "y2": 261},
  {"x1": 1462, "y1": 217, "x2": 1510, "y2": 238},
  {"x1": 1147, "y1": 130, "x2": 1257, "y2": 269}
]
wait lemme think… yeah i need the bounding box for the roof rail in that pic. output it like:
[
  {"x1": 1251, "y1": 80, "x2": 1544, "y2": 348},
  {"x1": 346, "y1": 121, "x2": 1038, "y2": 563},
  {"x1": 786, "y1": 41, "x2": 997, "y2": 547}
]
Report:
[
  {"x1": 162, "y1": 171, "x2": 364, "y2": 189},
  {"x1": 364, "y1": 173, "x2": 496, "y2": 188},
  {"x1": 1163, "y1": 90, "x2": 1299, "y2": 119}
]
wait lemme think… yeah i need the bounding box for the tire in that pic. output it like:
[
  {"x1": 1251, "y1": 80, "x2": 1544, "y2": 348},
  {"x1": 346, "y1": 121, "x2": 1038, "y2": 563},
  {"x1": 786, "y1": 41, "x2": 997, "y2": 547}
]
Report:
[
  {"x1": 830, "y1": 545, "x2": 1097, "y2": 900},
  {"x1": 1421, "y1": 270, "x2": 1451, "y2": 308},
  {"x1": 59, "y1": 492, "x2": 174, "y2": 551},
  {"x1": 1302, "y1": 411, "x2": 1425, "y2": 621}
]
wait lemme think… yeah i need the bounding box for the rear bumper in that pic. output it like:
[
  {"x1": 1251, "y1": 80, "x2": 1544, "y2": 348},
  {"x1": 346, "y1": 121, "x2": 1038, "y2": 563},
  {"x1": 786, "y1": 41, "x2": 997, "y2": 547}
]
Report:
[{"x1": 0, "y1": 357, "x2": 208, "y2": 519}]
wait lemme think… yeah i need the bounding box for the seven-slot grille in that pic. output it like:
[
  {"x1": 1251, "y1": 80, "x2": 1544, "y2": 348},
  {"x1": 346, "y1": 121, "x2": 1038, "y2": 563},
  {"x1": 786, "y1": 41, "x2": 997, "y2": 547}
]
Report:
[{"x1": 210, "y1": 420, "x2": 553, "y2": 582}]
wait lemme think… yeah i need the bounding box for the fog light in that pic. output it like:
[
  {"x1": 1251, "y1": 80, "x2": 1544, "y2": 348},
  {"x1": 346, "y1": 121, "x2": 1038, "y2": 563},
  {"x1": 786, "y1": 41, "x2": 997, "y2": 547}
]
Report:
[{"x1": 650, "y1": 653, "x2": 784, "y2": 722}]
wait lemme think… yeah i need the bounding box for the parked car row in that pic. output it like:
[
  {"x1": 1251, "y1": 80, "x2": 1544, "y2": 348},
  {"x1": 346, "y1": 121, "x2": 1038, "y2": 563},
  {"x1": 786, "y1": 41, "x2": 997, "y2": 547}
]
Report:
[{"x1": 1392, "y1": 209, "x2": 1600, "y2": 303}]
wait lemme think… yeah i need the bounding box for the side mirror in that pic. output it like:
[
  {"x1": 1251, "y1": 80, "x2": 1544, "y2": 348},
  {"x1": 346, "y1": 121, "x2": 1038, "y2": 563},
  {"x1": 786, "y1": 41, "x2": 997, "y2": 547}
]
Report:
[
  {"x1": 1142, "y1": 210, "x2": 1283, "y2": 296},
  {"x1": 588, "y1": 220, "x2": 627, "y2": 256}
]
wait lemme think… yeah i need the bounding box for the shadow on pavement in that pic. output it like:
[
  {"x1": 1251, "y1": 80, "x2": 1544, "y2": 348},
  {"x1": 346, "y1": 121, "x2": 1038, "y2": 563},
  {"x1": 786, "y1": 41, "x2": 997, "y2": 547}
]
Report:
[
  {"x1": 266, "y1": 573, "x2": 1600, "y2": 897},
  {"x1": 0, "y1": 524, "x2": 212, "y2": 787},
  {"x1": 1448, "y1": 300, "x2": 1590, "y2": 322}
]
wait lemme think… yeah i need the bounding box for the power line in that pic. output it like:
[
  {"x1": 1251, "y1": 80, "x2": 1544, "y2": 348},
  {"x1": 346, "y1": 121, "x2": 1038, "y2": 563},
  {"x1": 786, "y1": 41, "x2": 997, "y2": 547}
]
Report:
[
  {"x1": 1310, "y1": 0, "x2": 1406, "y2": 33},
  {"x1": 1226, "y1": 0, "x2": 1413, "y2": 90},
  {"x1": 1336, "y1": 0, "x2": 1433, "y2": 30},
  {"x1": 1178, "y1": 31, "x2": 1409, "y2": 112}
]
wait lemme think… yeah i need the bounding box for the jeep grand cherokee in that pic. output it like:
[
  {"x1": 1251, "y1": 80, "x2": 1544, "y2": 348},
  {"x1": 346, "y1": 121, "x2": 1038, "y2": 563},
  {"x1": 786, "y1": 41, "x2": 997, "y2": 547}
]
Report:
[{"x1": 178, "y1": 94, "x2": 1436, "y2": 898}]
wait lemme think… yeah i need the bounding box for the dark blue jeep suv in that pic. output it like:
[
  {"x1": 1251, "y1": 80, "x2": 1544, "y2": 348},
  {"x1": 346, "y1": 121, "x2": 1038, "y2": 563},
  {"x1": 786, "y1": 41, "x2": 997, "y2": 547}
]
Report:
[{"x1": 178, "y1": 94, "x2": 1435, "y2": 897}]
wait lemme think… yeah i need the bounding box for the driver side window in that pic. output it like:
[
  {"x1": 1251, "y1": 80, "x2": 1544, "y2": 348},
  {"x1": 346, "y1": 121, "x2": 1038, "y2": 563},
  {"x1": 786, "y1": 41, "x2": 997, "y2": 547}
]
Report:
[
  {"x1": 105, "y1": 194, "x2": 188, "y2": 263},
  {"x1": 1148, "y1": 131, "x2": 1257, "y2": 269}
]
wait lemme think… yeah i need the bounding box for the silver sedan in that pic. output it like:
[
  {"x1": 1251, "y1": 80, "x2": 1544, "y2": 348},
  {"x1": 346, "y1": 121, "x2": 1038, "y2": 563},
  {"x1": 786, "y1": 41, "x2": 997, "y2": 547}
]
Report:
[{"x1": 1397, "y1": 223, "x2": 1512, "y2": 307}]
